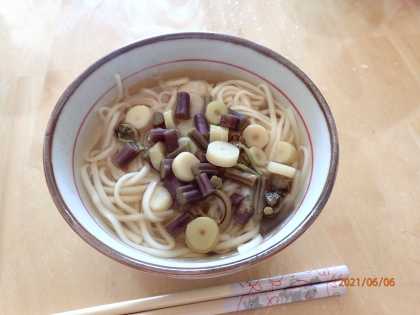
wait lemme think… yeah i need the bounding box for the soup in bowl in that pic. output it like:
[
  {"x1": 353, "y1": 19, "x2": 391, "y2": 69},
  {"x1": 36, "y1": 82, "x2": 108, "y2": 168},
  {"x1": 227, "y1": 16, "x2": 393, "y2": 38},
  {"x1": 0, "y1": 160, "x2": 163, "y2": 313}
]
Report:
[{"x1": 43, "y1": 33, "x2": 338, "y2": 278}]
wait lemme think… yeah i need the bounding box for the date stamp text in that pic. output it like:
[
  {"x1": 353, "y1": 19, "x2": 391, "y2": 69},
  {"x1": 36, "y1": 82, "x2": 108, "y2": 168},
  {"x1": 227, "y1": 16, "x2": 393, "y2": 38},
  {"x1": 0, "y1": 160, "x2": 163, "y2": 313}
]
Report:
[{"x1": 339, "y1": 278, "x2": 395, "y2": 287}]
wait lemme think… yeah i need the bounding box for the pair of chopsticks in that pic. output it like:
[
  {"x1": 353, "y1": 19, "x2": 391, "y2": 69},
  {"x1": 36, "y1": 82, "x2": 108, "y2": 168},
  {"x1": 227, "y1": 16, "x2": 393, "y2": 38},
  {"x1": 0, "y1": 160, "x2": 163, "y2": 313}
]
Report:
[{"x1": 52, "y1": 265, "x2": 349, "y2": 315}]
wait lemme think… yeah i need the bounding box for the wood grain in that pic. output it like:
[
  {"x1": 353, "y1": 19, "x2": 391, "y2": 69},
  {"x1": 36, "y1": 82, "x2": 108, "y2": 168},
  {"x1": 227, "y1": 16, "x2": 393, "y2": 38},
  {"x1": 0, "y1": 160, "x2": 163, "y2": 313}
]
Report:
[{"x1": 1, "y1": 0, "x2": 419, "y2": 314}]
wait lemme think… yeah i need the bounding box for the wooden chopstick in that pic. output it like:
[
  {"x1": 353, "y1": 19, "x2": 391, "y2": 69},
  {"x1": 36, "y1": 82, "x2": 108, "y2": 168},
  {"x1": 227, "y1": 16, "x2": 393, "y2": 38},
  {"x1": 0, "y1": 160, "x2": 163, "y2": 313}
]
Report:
[
  {"x1": 135, "y1": 280, "x2": 347, "y2": 315},
  {"x1": 51, "y1": 265, "x2": 349, "y2": 315}
]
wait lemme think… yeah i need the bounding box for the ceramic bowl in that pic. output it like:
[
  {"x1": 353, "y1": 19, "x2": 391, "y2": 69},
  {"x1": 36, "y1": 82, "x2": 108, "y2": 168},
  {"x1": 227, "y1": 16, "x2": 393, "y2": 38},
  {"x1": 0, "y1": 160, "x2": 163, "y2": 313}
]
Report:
[{"x1": 43, "y1": 32, "x2": 338, "y2": 278}]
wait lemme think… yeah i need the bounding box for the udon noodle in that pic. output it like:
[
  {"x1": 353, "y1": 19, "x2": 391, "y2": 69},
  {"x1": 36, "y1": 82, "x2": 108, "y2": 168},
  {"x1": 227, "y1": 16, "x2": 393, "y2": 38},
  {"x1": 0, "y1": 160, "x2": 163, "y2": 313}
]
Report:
[{"x1": 81, "y1": 74, "x2": 310, "y2": 258}]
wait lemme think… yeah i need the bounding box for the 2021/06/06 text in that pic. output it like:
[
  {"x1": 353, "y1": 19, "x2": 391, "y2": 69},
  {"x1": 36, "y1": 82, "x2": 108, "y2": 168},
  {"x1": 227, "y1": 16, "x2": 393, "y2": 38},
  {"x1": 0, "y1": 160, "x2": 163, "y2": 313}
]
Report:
[{"x1": 339, "y1": 278, "x2": 395, "y2": 287}]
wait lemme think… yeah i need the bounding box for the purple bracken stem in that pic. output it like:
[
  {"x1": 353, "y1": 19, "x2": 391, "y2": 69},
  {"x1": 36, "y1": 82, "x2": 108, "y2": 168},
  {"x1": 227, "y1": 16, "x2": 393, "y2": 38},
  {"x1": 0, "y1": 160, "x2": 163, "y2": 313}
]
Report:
[
  {"x1": 196, "y1": 173, "x2": 216, "y2": 197},
  {"x1": 165, "y1": 211, "x2": 195, "y2": 238}
]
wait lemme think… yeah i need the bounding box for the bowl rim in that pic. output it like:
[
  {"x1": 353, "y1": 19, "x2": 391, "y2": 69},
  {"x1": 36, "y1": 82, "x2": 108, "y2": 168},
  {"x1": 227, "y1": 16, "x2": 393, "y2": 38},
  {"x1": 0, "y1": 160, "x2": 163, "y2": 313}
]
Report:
[{"x1": 43, "y1": 32, "x2": 339, "y2": 278}]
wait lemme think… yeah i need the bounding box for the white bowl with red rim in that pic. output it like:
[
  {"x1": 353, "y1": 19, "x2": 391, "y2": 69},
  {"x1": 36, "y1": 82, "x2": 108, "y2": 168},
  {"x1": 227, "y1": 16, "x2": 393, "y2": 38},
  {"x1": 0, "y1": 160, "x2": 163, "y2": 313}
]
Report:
[{"x1": 43, "y1": 32, "x2": 339, "y2": 278}]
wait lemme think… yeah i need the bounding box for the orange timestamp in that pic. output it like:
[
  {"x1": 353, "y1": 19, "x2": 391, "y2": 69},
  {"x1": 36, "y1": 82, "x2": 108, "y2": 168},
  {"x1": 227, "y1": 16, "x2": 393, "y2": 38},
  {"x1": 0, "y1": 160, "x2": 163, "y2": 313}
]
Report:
[{"x1": 339, "y1": 278, "x2": 395, "y2": 287}]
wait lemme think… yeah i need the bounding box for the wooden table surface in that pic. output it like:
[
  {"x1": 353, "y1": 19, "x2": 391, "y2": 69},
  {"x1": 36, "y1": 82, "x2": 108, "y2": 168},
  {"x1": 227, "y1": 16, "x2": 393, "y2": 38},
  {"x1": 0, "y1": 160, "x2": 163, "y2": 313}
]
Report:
[{"x1": 1, "y1": 1, "x2": 419, "y2": 314}]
